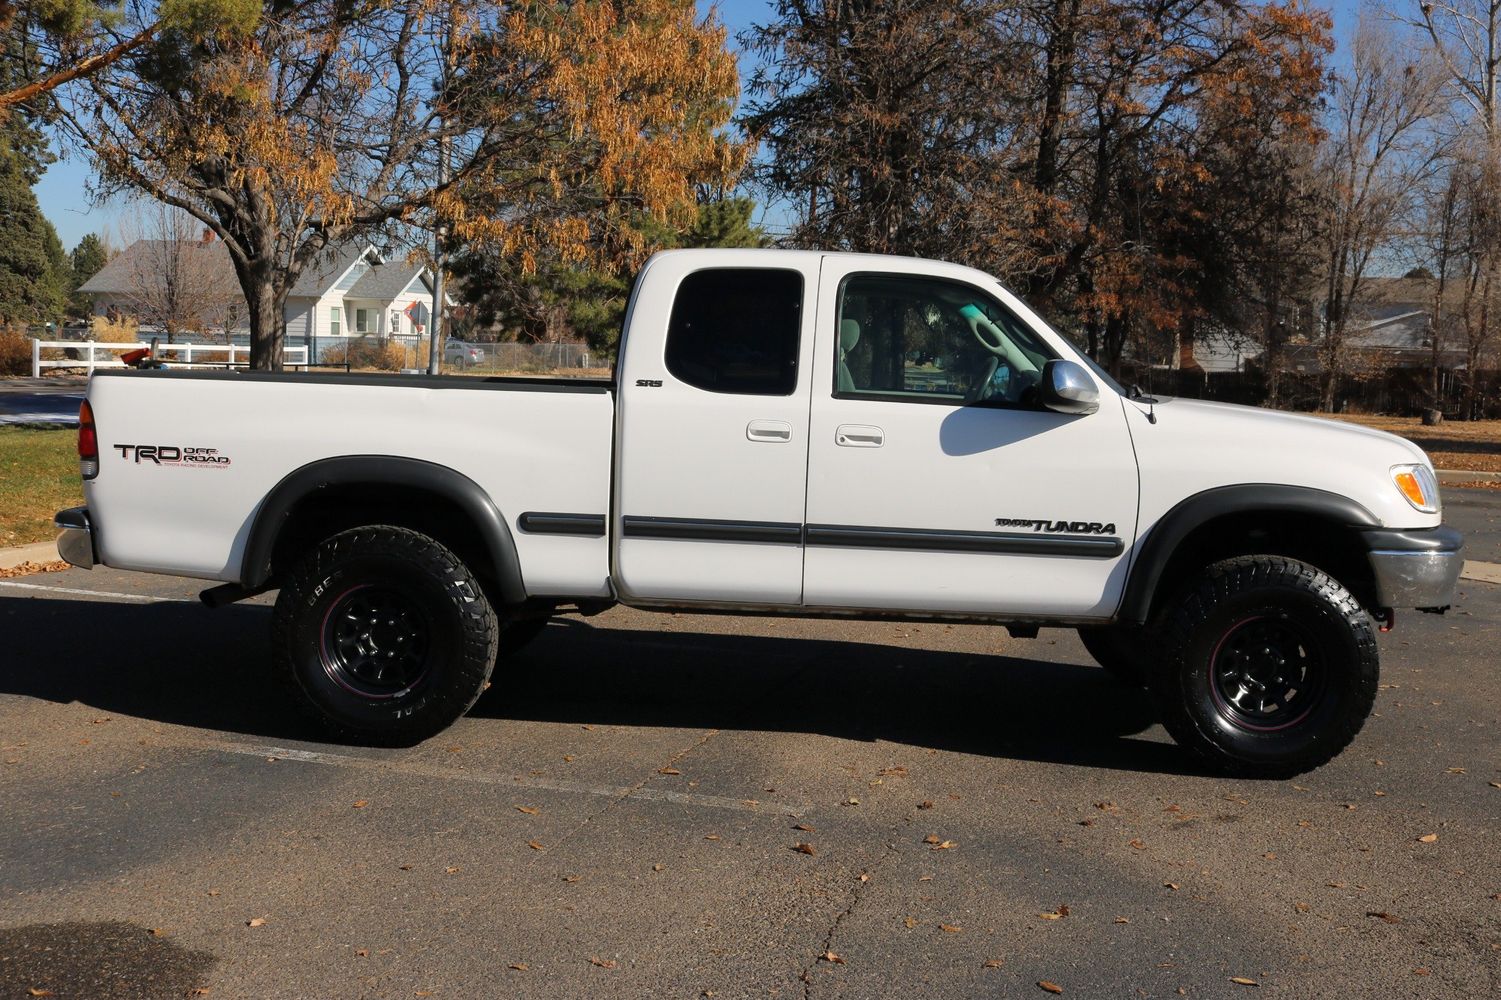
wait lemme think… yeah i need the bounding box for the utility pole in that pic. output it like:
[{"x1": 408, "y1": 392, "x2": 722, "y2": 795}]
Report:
[{"x1": 427, "y1": 3, "x2": 456, "y2": 376}]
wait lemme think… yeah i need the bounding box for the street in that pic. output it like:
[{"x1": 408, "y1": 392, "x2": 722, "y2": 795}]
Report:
[{"x1": 1, "y1": 492, "x2": 1497, "y2": 999}]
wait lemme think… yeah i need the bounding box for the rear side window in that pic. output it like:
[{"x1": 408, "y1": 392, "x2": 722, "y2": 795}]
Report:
[{"x1": 665, "y1": 268, "x2": 803, "y2": 395}]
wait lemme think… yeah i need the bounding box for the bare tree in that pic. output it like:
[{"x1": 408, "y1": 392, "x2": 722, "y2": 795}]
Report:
[
  {"x1": 1318, "y1": 16, "x2": 1445, "y2": 411},
  {"x1": 117, "y1": 203, "x2": 238, "y2": 343}
]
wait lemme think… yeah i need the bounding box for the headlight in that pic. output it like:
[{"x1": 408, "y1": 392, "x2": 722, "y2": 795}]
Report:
[{"x1": 1391, "y1": 464, "x2": 1440, "y2": 514}]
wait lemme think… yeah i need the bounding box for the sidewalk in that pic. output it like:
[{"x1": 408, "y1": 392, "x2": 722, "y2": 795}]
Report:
[{"x1": 0, "y1": 541, "x2": 61, "y2": 571}]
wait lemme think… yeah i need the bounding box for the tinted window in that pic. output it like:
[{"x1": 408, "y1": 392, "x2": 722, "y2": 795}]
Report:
[
  {"x1": 836, "y1": 274, "x2": 1056, "y2": 406},
  {"x1": 665, "y1": 268, "x2": 802, "y2": 395}
]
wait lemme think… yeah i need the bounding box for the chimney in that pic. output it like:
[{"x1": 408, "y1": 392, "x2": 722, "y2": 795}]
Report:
[{"x1": 201, "y1": 228, "x2": 215, "y2": 244}]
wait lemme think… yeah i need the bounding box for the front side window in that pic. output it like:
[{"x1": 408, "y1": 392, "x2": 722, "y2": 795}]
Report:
[
  {"x1": 836, "y1": 274, "x2": 1055, "y2": 406},
  {"x1": 665, "y1": 268, "x2": 803, "y2": 395},
  {"x1": 355, "y1": 309, "x2": 369, "y2": 333},
  {"x1": 330, "y1": 306, "x2": 341, "y2": 337}
]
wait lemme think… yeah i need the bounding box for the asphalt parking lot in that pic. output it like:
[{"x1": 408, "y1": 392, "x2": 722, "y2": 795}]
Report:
[{"x1": 1, "y1": 492, "x2": 1497, "y2": 999}]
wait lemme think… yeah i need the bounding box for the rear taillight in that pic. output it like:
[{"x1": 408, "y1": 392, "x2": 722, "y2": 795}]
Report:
[{"x1": 78, "y1": 399, "x2": 98, "y2": 480}]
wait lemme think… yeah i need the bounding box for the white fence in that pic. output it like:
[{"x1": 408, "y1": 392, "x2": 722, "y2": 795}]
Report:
[{"x1": 32, "y1": 340, "x2": 309, "y2": 377}]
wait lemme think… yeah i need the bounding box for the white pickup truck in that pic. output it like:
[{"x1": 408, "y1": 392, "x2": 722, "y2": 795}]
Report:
[{"x1": 55, "y1": 249, "x2": 1463, "y2": 776}]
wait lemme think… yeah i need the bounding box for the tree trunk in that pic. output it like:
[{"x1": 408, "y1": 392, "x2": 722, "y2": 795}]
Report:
[{"x1": 244, "y1": 274, "x2": 284, "y2": 371}]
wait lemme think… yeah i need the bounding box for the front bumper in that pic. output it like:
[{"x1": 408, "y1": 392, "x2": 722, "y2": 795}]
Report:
[
  {"x1": 1361, "y1": 525, "x2": 1463, "y2": 611},
  {"x1": 54, "y1": 506, "x2": 96, "y2": 570}
]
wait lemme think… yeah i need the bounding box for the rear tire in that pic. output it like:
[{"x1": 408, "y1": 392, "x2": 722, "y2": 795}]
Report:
[
  {"x1": 273, "y1": 526, "x2": 499, "y2": 746},
  {"x1": 1077, "y1": 625, "x2": 1157, "y2": 686},
  {"x1": 1152, "y1": 555, "x2": 1378, "y2": 778}
]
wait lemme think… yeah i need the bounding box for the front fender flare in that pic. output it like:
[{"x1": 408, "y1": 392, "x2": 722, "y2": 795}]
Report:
[
  {"x1": 1118, "y1": 484, "x2": 1380, "y2": 624},
  {"x1": 239, "y1": 455, "x2": 525, "y2": 605}
]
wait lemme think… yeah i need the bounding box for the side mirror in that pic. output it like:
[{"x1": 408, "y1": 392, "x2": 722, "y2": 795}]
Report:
[{"x1": 1038, "y1": 359, "x2": 1099, "y2": 415}]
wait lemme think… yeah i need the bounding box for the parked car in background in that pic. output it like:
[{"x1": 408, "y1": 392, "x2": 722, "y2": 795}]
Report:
[{"x1": 444, "y1": 340, "x2": 484, "y2": 368}]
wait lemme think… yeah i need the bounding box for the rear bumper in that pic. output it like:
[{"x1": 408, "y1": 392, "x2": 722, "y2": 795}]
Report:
[
  {"x1": 54, "y1": 506, "x2": 96, "y2": 570},
  {"x1": 1361, "y1": 525, "x2": 1463, "y2": 611}
]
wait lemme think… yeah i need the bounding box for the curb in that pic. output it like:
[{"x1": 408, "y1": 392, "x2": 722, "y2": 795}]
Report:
[
  {"x1": 1439, "y1": 469, "x2": 1501, "y2": 484},
  {"x1": 0, "y1": 540, "x2": 61, "y2": 571}
]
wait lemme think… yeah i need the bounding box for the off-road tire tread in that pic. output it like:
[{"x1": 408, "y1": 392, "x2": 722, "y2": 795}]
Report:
[
  {"x1": 1153, "y1": 555, "x2": 1379, "y2": 779},
  {"x1": 273, "y1": 525, "x2": 499, "y2": 747}
]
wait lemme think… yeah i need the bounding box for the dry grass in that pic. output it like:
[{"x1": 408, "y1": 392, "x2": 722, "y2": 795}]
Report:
[
  {"x1": 0, "y1": 428, "x2": 82, "y2": 547},
  {"x1": 1318, "y1": 413, "x2": 1501, "y2": 473}
]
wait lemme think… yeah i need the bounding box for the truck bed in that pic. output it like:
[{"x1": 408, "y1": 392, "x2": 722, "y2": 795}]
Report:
[{"x1": 84, "y1": 369, "x2": 617, "y2": 598}]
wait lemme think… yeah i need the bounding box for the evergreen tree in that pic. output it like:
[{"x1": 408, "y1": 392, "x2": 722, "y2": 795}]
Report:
[{"x1": 68, "y1": 232, "x2": 110, "y2": 317}]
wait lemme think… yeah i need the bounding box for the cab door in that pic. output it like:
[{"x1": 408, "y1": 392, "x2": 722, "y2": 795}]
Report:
[
  {"x1": 802, "y1": 261, "x2": 1138, "y2": 618},
  {"x1": 612, "y1": 252, "x2": 819, "y2": 606}
]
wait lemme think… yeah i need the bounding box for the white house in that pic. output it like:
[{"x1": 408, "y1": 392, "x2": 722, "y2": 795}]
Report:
[{"x1": 77, "y1": 236, "x2": 450, "y2": 355}]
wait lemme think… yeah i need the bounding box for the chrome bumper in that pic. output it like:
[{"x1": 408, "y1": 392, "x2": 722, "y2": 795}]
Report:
[
  {"x1": 54, "y1": 506, "x2": 95, "y2": 570},
  {"x1": 1361, "y1": 526, "x2": 1463, "y2": 611}
]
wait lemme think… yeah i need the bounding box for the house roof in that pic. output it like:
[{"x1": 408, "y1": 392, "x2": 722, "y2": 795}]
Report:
[
  {"x1": 77, "y1": 236, "x2": 436, "y2": 304},
  {"x1": 346, "y1": 260, "x2": 431, "y2": 300},
  {"x1": 76, "y1": 239, "x2": 232, "y2": 295}
]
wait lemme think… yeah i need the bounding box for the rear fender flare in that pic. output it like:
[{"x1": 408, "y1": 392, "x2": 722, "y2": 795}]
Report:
[{"x1": 239, "y1": 455, "x2": 525, "y2": 605}]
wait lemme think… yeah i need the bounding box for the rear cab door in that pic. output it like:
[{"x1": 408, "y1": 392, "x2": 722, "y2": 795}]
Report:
[
  {"x1": 612, "y1": 250, "x2": 821, "y2": 605},
  {"x1": 802, "y1": 256, "x2": 1139, "y2": 618}
]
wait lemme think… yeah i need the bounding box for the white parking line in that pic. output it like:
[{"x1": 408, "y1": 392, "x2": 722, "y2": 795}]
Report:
[
  {"x1": 179, "y1": 739, "x2": 808, "y2": 817},
  {"x1": 0, "y1": 580, "x2": 182, "y2": 602}
]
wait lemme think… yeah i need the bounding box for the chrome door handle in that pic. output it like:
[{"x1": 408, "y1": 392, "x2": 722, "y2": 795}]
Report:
[
  {"x1": 747, "y1": 419, "x2": 793, "y2": 443},
  {"x1": 836, "y1": 424, "x2": 884, "y2": 447}
]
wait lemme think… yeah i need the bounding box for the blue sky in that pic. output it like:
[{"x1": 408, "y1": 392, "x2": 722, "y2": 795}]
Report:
[{"x1": 36, "y1": 0, "x2": 1363, "y2": 253}]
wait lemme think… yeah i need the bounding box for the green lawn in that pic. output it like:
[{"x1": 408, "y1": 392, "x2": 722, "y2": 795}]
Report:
[{"x1": 0, "y1": 427, "x2": 81, "y2": 547}]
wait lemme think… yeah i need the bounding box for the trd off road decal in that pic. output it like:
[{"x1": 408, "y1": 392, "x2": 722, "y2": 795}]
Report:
[
  {"x1": 113, "y1": 444, "x2": 232, "y2": 468},
  {"x1": 995, "y1": 517, "x2": 1116, "y2": 535}
]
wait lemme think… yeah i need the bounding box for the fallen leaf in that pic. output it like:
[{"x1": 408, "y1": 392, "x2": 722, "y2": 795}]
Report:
[
  {"x1": 415, "y1": 992, "x2": 434, "y2": 997},
  {"x1": 1230, "y1": 977, "x2": 1259, "y2": 987},
  {"x1": 1128, "y1": 839, "x2": 1146, "y2": 850},
  {"x1": 1263, "y1": 852, "x2": 1277, "y2": 860},
  {"x1": 509, "y1": 963, "x2": 528, "y2": 971},
  {"x1": 148, "y1": 928, "x2": 166, "y2": 937},
  {"x1": 983, "y1": 958, "x2": 1005, "y2": 969},
  {"x1": 1413, "y1": 967, "x2": 1431, "y2": 976},
  {"x1": 793, "y1": 842, "x2": 816, "y2": 856},
  {"x1": 658, "y1": 767, "x2": 682, "y2": 775},
  {"x1": 563, "y1": 755, "x2": 576, "y2": 762},
  {"x1": 1326, "y1": 881, "x2": 1347, "y2": 888},
  {"x1": 1295, "y1": 902, "x2": 1310, "y2": 913},
  {"x1": 246, "y1": 918, "x2": 266, "y2": 928},
  {"x1": 1366, "y1": 911, "x2": 1400, "y2": 924},
  {"x1": 446, "y1": 745, "x2": 462, "y2": 753},
  {"x1": 652, "y1": 863, "x2": 665, "y2": 872},
  {"x1": 589, "y1": 957, "x2": 618, "y2": 969},
  {"x1": 858, "y1": 872, "x2": 870, "y2": 882},
  {"x1": 206, "y1": 889, "x2": 220, "y2": 896},
  {"x1": 940, "y1": 924, "x2": 962, "y2": 933},
  {"x1": 1113, "y1": 916, "x2": 1129, "y2": 924},
  {"x1": 879, "y1": 766, "x2": 908, "y2": 777},
  {"x1": 191, "y1": 990, "x2": 211, "y2": 996},
  {"x1": 1039, "y1": 912, "x2": 1064, "y2": 921},
  {"x1": 445, "y1": 866, "x2": 461, "y2": 874},
  {"x1": 515, "y1": 805, "x2": 540, "y2": 815},
  {"x1": 846, "y1": 797, "x2": 860, "y2": 805},
  {"x1": 820, "y1": 951, "x2": 845, "y2": 964},
  {"x1": 1445, "y1": 767, "x2": 1466, "y2": 774},
  {"x1": 704, "y1": 834, "x2": 721, "y2": 841},
  {"x1": 527, "y1": 840, "x2": 544, "y2": 851},
  {"x1": 1077, "y1": 818, "x2": 1094, "y2": 827},
  {"x1": 1163, "y1": 883, "x2": 1180, "y2": 891},
  {"x1": 1038, "y1": 981, "x2": 1064, "y2": 994},
  {"x1": 1489, "y1": 782, "x2": 1501, "y2": 790},
  {"x1": 918, "y1": 800, "x2": 934, "y2": 810},
  {"x1": 793, "y1": 823, "x2": 816, "y2": 832},
  {"x1": 398, "y1": 865, "x2": 414, "y2": 872},
  {"x1": 923, "y1": 834, "x2": 941, "y2": 844},
  {"x1": 1417, "y1": 833, "x2": 1439, "y2": 844},
  {"x1": 355, "y1": 949, "x2": 369, "y2": 957},
  {"x1": 931, "y1": 840, "x2": 957, "y2": 851},
  {"x1": 903, "y1": 917, "x2": 918, "y2": 929},
  {"x1": 352, "y1": 800, "x2": 368, "y2": 809},
  {"x1": 28, "y1": 989, "x2": 54, "y2": 997},
  {"x1": 562, "y1": 875, "x2": 581, "y2": 883}
]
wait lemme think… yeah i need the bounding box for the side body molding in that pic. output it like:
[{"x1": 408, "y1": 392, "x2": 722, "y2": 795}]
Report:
[
  {"x1": 1118, "y1": 484, "x2": 1381, "y2": 624},
  {"x1": 239, "y1": 455, "x2": 526, "y2": 604}
]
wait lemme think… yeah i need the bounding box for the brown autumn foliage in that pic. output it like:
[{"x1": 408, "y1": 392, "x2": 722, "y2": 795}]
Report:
[{"x1": 58, "y1": 0, "x2": 745, "y2": 369}]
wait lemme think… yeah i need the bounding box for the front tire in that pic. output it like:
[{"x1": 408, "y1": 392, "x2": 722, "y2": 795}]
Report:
[
  {"x1": 1153, "y1": 556, "x2": 1379, "y2": 778},
  {"x1": 273, "y1": 526, "x2": 499, "y2": 746}
]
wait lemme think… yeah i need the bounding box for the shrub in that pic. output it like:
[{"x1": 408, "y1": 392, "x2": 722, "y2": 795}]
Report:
[
  {"x1": 0, "y1": 326, "x2": 31, "y2": 375},
  {"x1": 322, "y1": 337, "x2": 406, "y2": 371},
  {"x1": 89, "y1": 315, "x2": 140, "y2": 343}
]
